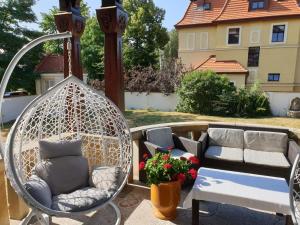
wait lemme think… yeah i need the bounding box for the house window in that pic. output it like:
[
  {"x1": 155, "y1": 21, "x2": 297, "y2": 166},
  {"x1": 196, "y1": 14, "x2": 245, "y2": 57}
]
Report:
[
  {"x1": 248, "y1": 47, "x2": 260, "y2": 67},
  {"x1": 268, "y1": 73, "x2": 280, "y2": 81},
  {"x1": 272, "y1": 24, "x2": 286, "y2": 43},
  {"x1": 184, "y1": 33, "x2": 195, "y2": 50},
  {"x1": 199, "y1": 32, "x2": 208, "y2": 49},
  {"x1": 251, "y1": 1, "x2": 265, "y2": 10},
  {"x1": 203, "y1": 3, "x2": 211, "y2": 10},
  {"x1": 45, "y1": 79, "x2": 55, "y2": 90},
  {"x1": 227, "y1": 27, "x2": 240, "y2": 45}
]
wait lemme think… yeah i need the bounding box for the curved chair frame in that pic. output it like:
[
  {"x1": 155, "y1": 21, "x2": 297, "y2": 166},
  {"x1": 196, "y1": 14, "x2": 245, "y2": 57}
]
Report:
[
  {"x1": 290, "y1": 153, "x2": 300, "y2": 225},
  {"x1": 1, "y1": 32, "x2": 132, "y2": 225}
]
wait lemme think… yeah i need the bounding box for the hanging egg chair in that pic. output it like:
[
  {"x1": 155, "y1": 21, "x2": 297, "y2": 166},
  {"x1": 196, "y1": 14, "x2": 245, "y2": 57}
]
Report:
[
  {"x1": 1, "y1": 32, "x2": 132, "y2": 225},
  {"x1": 290, "y1": 154, "x2": 300, "y2": 225}
]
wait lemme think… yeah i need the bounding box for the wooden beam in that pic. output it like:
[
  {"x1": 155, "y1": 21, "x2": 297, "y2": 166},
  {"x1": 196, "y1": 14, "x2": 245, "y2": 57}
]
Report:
[{"x1": 96, "y1": 0, "x2": 128, "y2": 111}]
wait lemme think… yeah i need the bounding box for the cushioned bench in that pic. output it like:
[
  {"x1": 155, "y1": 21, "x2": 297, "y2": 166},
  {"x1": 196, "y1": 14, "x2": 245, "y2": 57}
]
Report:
[{"x1": 199, "y1": 124, "x2": 300, "y2": 179}]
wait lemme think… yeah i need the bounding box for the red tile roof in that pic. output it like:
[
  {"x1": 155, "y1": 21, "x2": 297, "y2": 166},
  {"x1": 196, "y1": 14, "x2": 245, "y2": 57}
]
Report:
[
  {"x1": 194, "y1": 55, "x2": 248, "y2": 74},
  {"x1": 176, "y1": 0, "x2": 300, "y2": 28},
  {"x1": 35, "y1": 55, "x2": 64, "y2": 73}
]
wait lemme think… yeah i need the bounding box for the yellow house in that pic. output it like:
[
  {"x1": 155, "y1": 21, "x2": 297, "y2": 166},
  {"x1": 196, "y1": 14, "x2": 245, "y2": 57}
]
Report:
[{"x1": 176, "y1": 0, "x2": 300, "y2": 92}]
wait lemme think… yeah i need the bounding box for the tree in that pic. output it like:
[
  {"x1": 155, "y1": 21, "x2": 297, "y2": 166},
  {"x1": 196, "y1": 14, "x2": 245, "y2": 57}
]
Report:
[
  {"x1": 163, "y1": 29, "x2": 178, "y2": 60},
  {"x1": 123, "y1": 0, "x2": 169, "y2": 70},
  {"x1": 81, "y1": 17, "x2": 105, "y2": 81},
  {"x1": 0, "y1": 0, "x2": 42, "y2": 94},
  {"x1": 40, "y1": 2, "x2": 90, "y2": 54}
]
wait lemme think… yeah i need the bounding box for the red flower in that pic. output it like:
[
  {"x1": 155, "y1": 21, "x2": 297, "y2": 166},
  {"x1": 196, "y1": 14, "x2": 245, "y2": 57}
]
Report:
[
  {"x1": 163, "y1": 163, "x2": 172, "y2": 170},
  {"x1": 189, "y1": 156, "x2": 200, "y2": 165},
  {"x1": 162, "y1": 154, "x2": 170, "y2": 161},
  {"x1": 177, "y1": 173, "x2": 186, "y2": 184},
  {"x1": 143, "y1": 153, "x2": 149, "y2": 160},
  {"x1": 180, "y1": 156, "x2": 187, "y2": 161},
  {"x1": 139, "y1": 162, "x2": 145, "y2": 171},
  {"x1": 188, "y1": 168, "x2": 197, "y2": 180}
]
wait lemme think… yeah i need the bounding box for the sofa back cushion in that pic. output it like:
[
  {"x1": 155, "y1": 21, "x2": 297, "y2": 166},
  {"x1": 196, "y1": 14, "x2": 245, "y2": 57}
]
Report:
[
  {"x1": 39, "y1": 139, "x2": 82, "y2": 160},
  {"x1": 146, "y1": 127, "x2": 175, "y2": 148},
  {"x1": 208, "y1": 128, "x2": 244, "y2": 149},
  {"x1": 244, "y1": 131, "x2": 288, "y2": 154},
  {"x1": 34, "y1": 156, "x2": 89, "y2": 196}
]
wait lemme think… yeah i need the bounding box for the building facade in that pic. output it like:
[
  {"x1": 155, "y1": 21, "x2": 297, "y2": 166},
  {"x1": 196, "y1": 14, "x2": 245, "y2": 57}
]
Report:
[{"x1": 176, "y1": 0, "x2": 300, "y2": 92}]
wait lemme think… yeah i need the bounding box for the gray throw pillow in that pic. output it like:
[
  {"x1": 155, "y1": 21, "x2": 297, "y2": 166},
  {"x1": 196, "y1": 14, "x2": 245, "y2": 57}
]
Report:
[
  {"x1": 39, "y1": 139, "x2": 82, "y2": 159},
  {"x1": 89, "y1": 166, "x2": 121, "y2": 192},
  {"x1": 34, "y1": 156, "x2": 89, "y2": 195},
  {"x1": 24, "y1": 175, "x2": 52, "y2": 208}
]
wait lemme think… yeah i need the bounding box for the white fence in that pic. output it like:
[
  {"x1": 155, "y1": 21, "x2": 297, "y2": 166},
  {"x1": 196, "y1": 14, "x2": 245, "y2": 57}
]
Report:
[
  {"x1": 1, "y1": 92, "x2": 299, "y2": 123},
  {"x1": 1, "y1": 95, "x2": 37, "y2": 123}
]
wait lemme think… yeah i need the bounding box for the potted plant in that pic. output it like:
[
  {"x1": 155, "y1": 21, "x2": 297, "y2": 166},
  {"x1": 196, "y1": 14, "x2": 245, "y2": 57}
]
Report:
[{"x1": 139, "y1": 153, "x2": 198, "y2": 220}]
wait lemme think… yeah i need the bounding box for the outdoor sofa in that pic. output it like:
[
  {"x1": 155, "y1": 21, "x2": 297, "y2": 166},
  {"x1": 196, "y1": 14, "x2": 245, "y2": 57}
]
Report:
[{"x1": 199, "y1": 124, "x2": 300, "y2": 179}]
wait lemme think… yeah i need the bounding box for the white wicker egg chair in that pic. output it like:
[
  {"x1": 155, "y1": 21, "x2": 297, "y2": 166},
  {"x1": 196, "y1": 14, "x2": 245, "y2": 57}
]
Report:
[
  {"x1": 290, "y1": 154, "x2": 300, "y2": 225},
  {"x1": 0, "y1": 32, "x2": 132, "y2": 225}
]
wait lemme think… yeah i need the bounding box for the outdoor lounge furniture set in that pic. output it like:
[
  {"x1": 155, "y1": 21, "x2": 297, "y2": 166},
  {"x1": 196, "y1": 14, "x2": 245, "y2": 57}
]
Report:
[{"x1": 143, "y1": 124, "x2": 300, "y2": 225}]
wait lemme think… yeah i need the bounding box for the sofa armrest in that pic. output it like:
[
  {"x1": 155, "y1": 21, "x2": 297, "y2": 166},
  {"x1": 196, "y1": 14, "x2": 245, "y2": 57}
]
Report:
[
  {"x1": 144, "y1": 141, "x2": 167, "y2": 156},
  {"x1": 288, "y1": 140, "x2": 300, "y2": 165},
  {"x1": 24, "y1": 175, "x2": 52, "y2": 208},
  {"x1": 198, "y1": 132, "x2": 208, "y2": 157},
  {"x1": 178, "y1": 136, "x2": 201, "y2": 158}
]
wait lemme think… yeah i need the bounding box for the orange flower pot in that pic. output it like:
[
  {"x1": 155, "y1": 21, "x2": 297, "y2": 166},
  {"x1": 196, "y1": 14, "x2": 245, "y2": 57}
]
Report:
[{"x1": 150, "y1": 180, "x2": 181, "y2": 220}]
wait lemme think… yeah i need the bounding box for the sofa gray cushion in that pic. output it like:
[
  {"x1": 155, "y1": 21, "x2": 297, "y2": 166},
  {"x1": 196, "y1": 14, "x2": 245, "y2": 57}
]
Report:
[
  {"x1": 34, "y1": 156, "x2": 89, "y2": 195},
  {"x1": 205, "y1": 146, "x2": 244, "y2": 162},
  {"x1": 52, "y1": 187, "x2": 112, "y2": 212},
  {"x1": 89, "y1": 166, "x2": 121, "y2": 192},
  {"x1": 39, "y1": 139, "x2": 82, "y2": 159},
  {"x1": 24, "y1": 175, "x2": 52, "y2": 208},
  {"x1": 244, "y1": 149, "x2": 290, "y2": 168},
  {"x1": 146, "y1": 127, "x2": 175, "y2": 148},
  {"x1": 244, "y1": 131, "x2": 288, "y2": 154},
  {"x1": 208, "y1": 128, "x2": 244, "y2": 149},
  {"x1": 170, "y1": 149, "x2": 194, "y2": 160}
]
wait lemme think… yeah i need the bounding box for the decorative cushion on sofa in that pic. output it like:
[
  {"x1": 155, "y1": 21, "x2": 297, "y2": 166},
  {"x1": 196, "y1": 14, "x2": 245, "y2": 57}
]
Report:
[
  {"x1": 208, "y1": 128, "x2": 244, "y2": 149},
  {"x1": 24, "y1": 175, "x2": 52, "y2": 208},
  {"x1": 244, "y1": 149, "x2": 290, "y2": 168},
  {"x1": 170, "y1": 149, "x2": 194, "y2": 160},
  {"x1": 244, "y1": 131, "x2": 288, "y2": 154},
  {"x1": 146, "y1": 127, "x2": 175, "y2": 149},
  {"x1": 34, "y1": 156, "x2": 89, "y2": 195},
  {"x1": 205, "y1": 146, "x2": 244, "y2": 163},
  {"x1": 39, "y1": 139, "x2": 82, "y2": 159},
  {"x1": 89, "y1": 166, "x2": 121, "y2": 192},
  {"x1": 52, "y1": 187, "x2": 112, "y2": 212}
]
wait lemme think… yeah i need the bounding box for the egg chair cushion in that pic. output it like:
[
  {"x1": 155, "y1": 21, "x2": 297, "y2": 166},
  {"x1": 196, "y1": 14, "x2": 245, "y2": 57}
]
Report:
[
  {"x1": 34, "y1": 156, "x2": 89, "y2": 195},
  {"x1": 89, "y1": 166, "x2": 122, "y2": 192},
  {"x1": 51, "y1": 187, "x2": 112, "y2": 212},
  {"x1": 24, "y1": 175, "x2": 52, "y2": 208},
  {"x1": 39, "y1": 139, "x2": 82, "y2": 159}
]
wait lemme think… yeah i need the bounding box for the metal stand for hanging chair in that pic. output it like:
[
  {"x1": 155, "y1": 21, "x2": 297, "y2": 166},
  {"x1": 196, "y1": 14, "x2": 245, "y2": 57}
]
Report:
[{"x1": 0, "y1": 32, "x2": 132, "y2": 225}]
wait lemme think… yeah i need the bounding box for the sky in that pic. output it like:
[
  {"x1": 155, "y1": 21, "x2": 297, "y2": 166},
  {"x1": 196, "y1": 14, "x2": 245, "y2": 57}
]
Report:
[{"x1": 28, "y1": 0, "x2": 190, "y2": 31}]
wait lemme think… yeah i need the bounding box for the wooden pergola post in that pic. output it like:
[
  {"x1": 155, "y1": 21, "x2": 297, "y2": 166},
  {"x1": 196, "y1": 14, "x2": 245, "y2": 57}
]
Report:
[
  {"x1": 54, "y1": 0, "x2": 86, "y2": 80},
  {"x1": 97, "y1": 0, "x2": 128, "y2": 111}
]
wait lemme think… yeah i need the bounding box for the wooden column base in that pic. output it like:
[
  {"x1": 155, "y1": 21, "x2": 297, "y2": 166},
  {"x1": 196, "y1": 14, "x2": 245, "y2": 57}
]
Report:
[
  {"x1": 0, "y1": 160, "x2": 9, "y2": 225},
  {"x1": 192, "y1": 199, "x2": 199, "y2": 225}
]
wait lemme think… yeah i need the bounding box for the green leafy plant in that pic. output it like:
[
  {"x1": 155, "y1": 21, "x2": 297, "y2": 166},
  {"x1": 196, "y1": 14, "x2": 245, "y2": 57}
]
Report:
[
  {"x1": 176, "y1": 70, "x2": 236, "y2": 114},
  {"x1": 139, "y1": 153, "x2": 198, "y2": 185}
]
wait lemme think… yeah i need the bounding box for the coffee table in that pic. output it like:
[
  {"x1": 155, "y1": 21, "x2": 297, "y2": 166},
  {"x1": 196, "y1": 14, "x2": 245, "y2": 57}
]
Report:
[{"x1": 191, "y1": 167, "x2": 292, "y2": 225}]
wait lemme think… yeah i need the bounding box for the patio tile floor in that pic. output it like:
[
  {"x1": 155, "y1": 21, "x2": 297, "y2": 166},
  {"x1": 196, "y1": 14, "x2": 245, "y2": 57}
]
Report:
[{"x1": 11, "y1": 185, "x2": 285, "y2": 225}]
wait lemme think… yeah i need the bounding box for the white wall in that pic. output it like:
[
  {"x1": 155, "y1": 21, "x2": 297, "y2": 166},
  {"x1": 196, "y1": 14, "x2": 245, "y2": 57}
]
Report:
[
  {"x1": 267, "y1": 92, "x2": 300, "y2": 116},
  {"x1": 1, "y1": 95, "x2": 37, "y2": 123},
  {"x1": 126, "y1": 91, "x2": 300, "y2": 117},
  {"x1": 125, "y1": 92, "x2": 178, "y2": 111}
]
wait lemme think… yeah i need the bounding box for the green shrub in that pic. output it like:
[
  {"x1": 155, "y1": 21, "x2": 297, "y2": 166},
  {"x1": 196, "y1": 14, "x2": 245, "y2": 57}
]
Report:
[{"x1": 176, "y1": 70, "x2": 236, "y2": 114}]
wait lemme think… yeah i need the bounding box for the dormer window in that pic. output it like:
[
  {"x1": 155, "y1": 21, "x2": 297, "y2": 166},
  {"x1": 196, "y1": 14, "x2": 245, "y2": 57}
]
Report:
[
  {"x1": 197, "y1": 2, "x2": 211, "y2": 11},
  {"x1": 250, "y1": 1, "x2": 265, "y2": 10}
]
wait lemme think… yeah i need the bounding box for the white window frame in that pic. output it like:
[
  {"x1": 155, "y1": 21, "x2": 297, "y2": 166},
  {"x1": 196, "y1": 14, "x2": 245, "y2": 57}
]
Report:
[
  {"x1": 184, "y1": 33, "x2": 196, "y2": 50},
  {"x1": 199, "y1": 32, "x2": 209, "y2": 50},
  {"x1": 270, "y1": 22, "x2": 288, "y2": 44},
  {"x1": 226, "y1": 26, "x2": 242, "y2": 46},
  {"x1": 44, "y1": 79, "x2": 55, "y2": 90},
  {"x1": 249, "y1": 29, "x2": 261, "y2": 44}
]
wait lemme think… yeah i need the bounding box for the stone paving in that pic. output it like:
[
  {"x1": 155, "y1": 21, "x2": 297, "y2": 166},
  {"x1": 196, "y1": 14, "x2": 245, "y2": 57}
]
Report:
[{"x1": 11, "y1": 185, "x2": 285, "y2": 225}]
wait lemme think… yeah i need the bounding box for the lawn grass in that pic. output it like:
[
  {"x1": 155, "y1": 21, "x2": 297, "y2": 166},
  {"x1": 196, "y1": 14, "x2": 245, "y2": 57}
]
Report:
[{"x1": 125, "y1": 109, "x2": 300, "y2": 129}]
